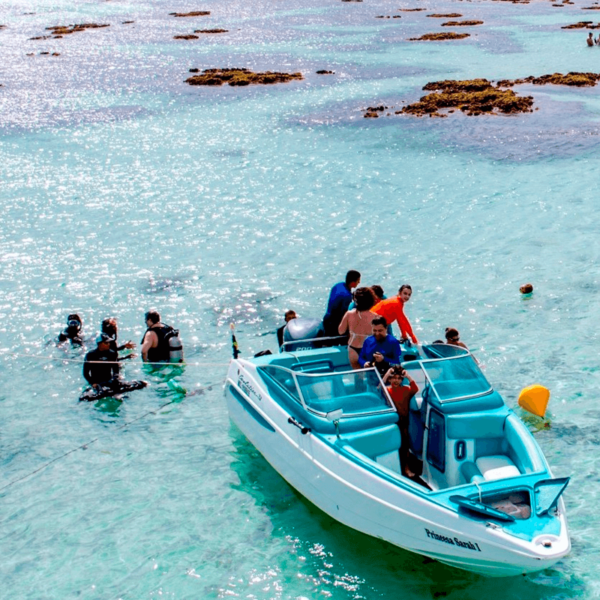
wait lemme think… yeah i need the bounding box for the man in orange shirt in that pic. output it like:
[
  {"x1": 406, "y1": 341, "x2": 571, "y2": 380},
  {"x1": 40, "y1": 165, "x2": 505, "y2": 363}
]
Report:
[{"x1": 372, "y1": 284, "x2": 418, "y2": 344}]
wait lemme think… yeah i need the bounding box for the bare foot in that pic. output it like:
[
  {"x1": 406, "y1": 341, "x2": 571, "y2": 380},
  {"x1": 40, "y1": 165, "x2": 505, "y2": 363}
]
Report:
[{"x1": 404, "y1": 468, "x2": 416, "y2": 478}]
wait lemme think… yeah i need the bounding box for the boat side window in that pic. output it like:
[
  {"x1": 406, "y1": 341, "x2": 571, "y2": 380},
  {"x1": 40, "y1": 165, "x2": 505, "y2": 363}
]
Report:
[{"x1": 427, "y1": 409, "x2": 446, "y2": 473}]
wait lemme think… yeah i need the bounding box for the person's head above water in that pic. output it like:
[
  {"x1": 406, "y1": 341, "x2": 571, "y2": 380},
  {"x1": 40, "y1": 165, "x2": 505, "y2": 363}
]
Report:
[
  {"x1": 67, "y1": 313, "x2": 82, "y2": 330},
  {"x1": 445, "y1": 327, "x2": 460, "y2": 345},
  {"x1": 101, "y1": 317, "x2": 118, "y2": 337},
  {"x1": 96, "y1": 332, "x2": 115, "y2": 348},
  {"x1": 398, "y1": 284, "x2": 413, "y2": 302},
  {"x1": 345, "y1": 270, "x2": 361, "y2": 289},
  {"x1": 145, "y1": 310, "x2": 161, "y2": 325},
  {"x1": 354, "y1": 287, "x2": 376, "y2": 312},
  {"x1": 371, "y1": 316, "x2": 388, "y2": 341}
]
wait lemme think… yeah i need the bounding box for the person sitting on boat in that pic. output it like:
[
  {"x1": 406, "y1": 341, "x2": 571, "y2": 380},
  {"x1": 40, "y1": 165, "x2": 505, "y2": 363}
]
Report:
[
  {"x1": 58, "y1": 313, "x2": 84, "y2": 346},
  {"x1": 102, "y1": 317, "x2": 136, "y2": 360},
  {"x1": 322, "y1": 270, "x2": 361, "y2": 338},
  {"x1": 358, "y1": 316, "x2": 401, "y2": 377},
  {"x1": 276, "y1": 310, "x2": 297, "y2": 348},
  {"x1": 338, "y1": 287, "x2": 378, "y2": 369},
  {"x1": 372, "y1": 284, "x2": 419, "y2": 344},
  {"x1": 383, "y1": 366, "x2": 419, "y2": 478},
  {"x1": 445, "y1": 327, "x2": 469, "y2": 350}
]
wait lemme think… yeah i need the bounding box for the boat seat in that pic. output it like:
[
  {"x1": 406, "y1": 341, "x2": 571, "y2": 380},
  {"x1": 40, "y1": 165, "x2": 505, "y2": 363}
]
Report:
[
  {"x1": 460, "y1": 461, "x2": 485, "y2": 484},
  {"x1": 342, "y1": 424, "x2": 401, "y2": 473},
  {"x1": 476, "y1": 455, "x2": 521, "y2": 481}
]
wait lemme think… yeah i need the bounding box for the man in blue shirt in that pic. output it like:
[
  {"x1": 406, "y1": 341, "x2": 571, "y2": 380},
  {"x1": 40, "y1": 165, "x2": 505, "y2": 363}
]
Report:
[
  {"x1": 359, "y1": 316, "x2": 402, "y2": 377},
  {"x1": 322, "y1": 269, "x2": 361, "y2": 337}
]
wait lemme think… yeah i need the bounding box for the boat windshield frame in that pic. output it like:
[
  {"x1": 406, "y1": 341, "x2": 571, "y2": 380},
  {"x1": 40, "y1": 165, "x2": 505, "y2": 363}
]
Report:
[
  {"x1": 257, "y1": 363, "x2": 396, "y2": 418},
  {"x1": 409, "y1": 353, "x2": 493, "y2": 403}
]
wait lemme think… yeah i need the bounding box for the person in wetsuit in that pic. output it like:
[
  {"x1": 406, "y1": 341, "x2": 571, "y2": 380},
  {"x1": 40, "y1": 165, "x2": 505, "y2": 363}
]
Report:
[
  {"x1": 58, "y1": 314, "x2": 84, "y2": 345},
  {"x1": 141, "y1": 310, "x2": 182, "y2": 363},
  {"x1": 81, "y1": 333, "x2": 147, "y2": 400},
  {"x1": 101, "y1": 317, "x2": 136, "y2": 360}
]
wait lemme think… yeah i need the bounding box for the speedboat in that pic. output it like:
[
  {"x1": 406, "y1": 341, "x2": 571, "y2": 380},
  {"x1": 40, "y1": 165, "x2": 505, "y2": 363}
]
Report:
[{"x1": 224, "y1": 324, "x2": 570, "y2": 577}]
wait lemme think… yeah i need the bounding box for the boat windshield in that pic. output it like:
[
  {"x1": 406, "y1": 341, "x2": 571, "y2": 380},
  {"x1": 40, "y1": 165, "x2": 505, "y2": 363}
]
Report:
[
  {"x1": 423, "y1": 355, "x2": 492, "y2": 402},
  {"x1": 294, "y1": 368, "x2": 394, "y2": 416}
]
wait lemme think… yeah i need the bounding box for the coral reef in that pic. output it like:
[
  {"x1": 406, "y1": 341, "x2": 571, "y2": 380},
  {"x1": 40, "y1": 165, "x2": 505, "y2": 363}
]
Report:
[
  {"x1": 186, "y1": 67, "x2": 303, "y2": 86},
  {"x1": 441, "y1": 20, "x2": 484, "y2": 26},
  {"x1": 122, "y1": 21, "x2": 135, "y2": 24},
  {"x1": 316, "y1": 70, "x2": 335, "y2": 74},
  {"x1": 582, "y1": 5, "x2": 600, "y2": 8},
  {"x1": 409, "y1": 32, "x2": 470, "y2": 40},
  {"x1": 398, "y1": 8, "x2": 425, "y2": 11},
  {"x1": 400, "y1": 79, "x2": 533, "y2": 117},
  {"x1": 561, "y1": 21, "x2": 600, "y2": 28},
  {"x1": 170, "y1": 11, "x2": 210, "y2": 17},
  {"x1": 363, "y1": 105, "x2": 387, "y2": 118},
  {"x1": 376, "y1": 15, "x2": 402, "y2": 18},
  {"x1": 45, "y1": 23, "x2": 109, "y2": 36},
  {"x1": 497, "y1": 72, "x2": 600, "y2": 87},
  {"x1": 174, "y1": 34, "x2": 199, "y2": 39},
  {"x1": 427, "y1": 13, "x2": 463, "y2": 17},
  {"x1": 194, "y1": 28, "x2": 228, "y2": 33}
]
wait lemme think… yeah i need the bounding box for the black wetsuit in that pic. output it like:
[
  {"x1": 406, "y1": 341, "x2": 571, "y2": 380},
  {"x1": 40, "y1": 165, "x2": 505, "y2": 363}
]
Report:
[
  {"x1": 58, "y1": 326, "x2": 84, "y2": 345},
  {"x1": 83, "y1": 348, "x2": 120, "y2": 386}
]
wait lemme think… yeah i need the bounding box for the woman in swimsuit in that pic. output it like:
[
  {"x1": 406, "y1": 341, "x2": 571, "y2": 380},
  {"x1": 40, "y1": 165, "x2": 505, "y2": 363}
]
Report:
[{"x1": 338, "y1": 287, "x2": 378, "y2": 369}]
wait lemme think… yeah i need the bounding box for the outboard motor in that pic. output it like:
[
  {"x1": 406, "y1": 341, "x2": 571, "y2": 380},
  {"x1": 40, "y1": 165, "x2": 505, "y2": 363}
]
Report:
[{"x1": 281, "y1": 318, "x2": 325, "y2": 352}]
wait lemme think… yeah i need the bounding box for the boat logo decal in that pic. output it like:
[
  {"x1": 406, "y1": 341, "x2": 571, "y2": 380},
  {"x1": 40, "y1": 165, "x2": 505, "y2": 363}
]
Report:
[
  {"x1": 238, "y1": 373, "x2": 263, "y2": 402},
  {"x1": 425, "y1": 529, "x2": 481, "y2": 552}
]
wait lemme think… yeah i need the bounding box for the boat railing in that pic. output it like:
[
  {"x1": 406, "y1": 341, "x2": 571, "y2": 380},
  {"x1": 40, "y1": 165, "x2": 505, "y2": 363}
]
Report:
[{"x1": 257, "y1": 363, "x2": 396, "y2": 418}]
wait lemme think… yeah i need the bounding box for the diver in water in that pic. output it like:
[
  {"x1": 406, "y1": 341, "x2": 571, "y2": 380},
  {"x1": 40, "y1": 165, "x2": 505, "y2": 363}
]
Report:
[
  {"x1": 80, "y1": 333, "x2": 147, "y2": 401},
  {"x1": 101, "y1": 317, "x2": 136, "y2": 360},
  {"x1": 58, "y1": 314, "x2": 84, "y2": 345}
]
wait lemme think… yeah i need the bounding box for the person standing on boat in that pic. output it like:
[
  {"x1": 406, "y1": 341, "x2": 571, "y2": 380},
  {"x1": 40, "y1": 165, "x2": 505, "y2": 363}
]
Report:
[
  {"x1": 322, "y1": 270, "x2": 361, "y2": 338},
  {"x1": 358, "y1": 317, "x2": 401, "y2": 376},
  {"x1": 372, "y1": 284, "x2": 419, "y2": 344},
  {"x1": 338, "y1": 287, "x2": 378, "y2": 369},
  {"x1": 383, "y1": 366, "x2": 419, "y2": 478}
]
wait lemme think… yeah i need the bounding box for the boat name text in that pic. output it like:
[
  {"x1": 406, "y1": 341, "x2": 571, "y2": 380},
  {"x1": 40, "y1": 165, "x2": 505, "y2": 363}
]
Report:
[
  {"x1": 238, "y1": 372, "x2": 263, "y2": 402},
  {"x1": 425, "y1": 529, "x2": 481, "y2": 552}
]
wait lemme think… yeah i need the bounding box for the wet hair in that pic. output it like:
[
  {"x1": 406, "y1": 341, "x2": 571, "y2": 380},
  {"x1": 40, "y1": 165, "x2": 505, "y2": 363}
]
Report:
[
  {"x1": 445, "y1": 327, "x2": 459, "y2": 340},
  {"x1": 284, "y1": 310, "x2": 297, "y2": 321},
  {"x1": 354, "y1": 287, "x2": 376, "y2": 312},
  {"x1": 345, "y1": 270, "x2": 361, "y2": 286},
  {"x1": 398, "y1": 284, "x2": 412, "y2": 294},
  {"x1": 67, "y1": 313, "x2": 82, "y2": 324},
  {"x1": 370, "y1": 285, "x2": 384, "y2": 300},
  {"x1": 145, "y1": 310, "x2": 161, "y2": 324},
  {"x1": 101, "y1": 317, "x2": 117, "y2": 336},
  {"x1": 372, "y1": 316, "x2": 388, "y2": 328},
  {"x1": 432, "y1": 339, "x2": 445, "y2": 344}
]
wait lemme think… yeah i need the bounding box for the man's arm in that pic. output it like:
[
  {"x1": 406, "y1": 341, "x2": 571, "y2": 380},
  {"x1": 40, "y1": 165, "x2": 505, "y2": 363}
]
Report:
[
  {"x1": 83, "y1": 356, "x2": 95, "y2": 386},
  {"x1": 390, "y1": 338, "x2": 402, "y2": 365},
  {"x1": 141, "y1": 331, "x2": 156, "y2": 362},
  {"x1": 358, "y1": 340, "x2": 370, "y2": 368}
]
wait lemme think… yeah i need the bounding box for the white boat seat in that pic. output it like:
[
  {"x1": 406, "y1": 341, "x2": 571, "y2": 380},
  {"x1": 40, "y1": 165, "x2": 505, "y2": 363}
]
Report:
[{"x1": 476, "y1": 455, "x2": 521, "y2": 481}]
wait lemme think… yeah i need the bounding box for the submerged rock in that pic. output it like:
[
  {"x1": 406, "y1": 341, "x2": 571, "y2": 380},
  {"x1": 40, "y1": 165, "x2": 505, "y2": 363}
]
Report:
[
  {"x1": 170, "y1": 11, "x2": 210, "y2": 17},
  {"x1": 398, "y1": 8, "x2": 426, "y2": 11},
  {"x1": 441, "y1": 20, "x2": 484, "y2": 26},
  {"x1": 427, "y1": 13, "x2": 463, "y2": 17},
  {"x1": 186, "y1": 67, "x2": 304, "y2": 86},
  {"x1": 174, "y1": 34, "x2": 199, "y2": 39},
  {"x1": 122, "y1": 20, "x2": 135, "y2": 24},
  {"x1": 316, "y1": 70, "x2": 335, "y2": 74},
  {"x1": 409, "y1": 32, "x2": 470, "y2": 40},
  {"x1": 561, "y1": 21, "x2": 600, "y2": 28},
  {"x1": 194, "y1": 28, "x2": 228, "y2": 33}
]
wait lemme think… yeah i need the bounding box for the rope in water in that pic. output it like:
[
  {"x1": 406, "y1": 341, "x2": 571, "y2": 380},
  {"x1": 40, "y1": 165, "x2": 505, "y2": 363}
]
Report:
[{"x1": 7, "y1": 353, "x2": 231, "y2": 367}]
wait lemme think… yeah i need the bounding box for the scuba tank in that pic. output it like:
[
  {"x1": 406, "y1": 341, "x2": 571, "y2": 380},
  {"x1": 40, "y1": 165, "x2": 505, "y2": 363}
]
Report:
[{"x1": 166, "y1": 328, "x2": 184, "y2": 363}]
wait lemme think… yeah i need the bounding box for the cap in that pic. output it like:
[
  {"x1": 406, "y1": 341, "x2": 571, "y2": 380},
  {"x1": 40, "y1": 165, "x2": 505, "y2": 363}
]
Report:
[{"x1": 96, "y1": 332, "x2": 115, "y2": 344}]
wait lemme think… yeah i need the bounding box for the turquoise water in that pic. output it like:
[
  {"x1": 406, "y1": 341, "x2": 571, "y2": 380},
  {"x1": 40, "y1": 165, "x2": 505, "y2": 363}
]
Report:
[{"x1": 2, "y1": 0, "x2": 600, "y2": 596}]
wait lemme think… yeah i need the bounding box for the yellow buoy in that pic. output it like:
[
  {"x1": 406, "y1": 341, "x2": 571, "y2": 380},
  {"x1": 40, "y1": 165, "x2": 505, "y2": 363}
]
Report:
[{"x1": 518, "y1": 384, "x2": 550, "y2": 418}]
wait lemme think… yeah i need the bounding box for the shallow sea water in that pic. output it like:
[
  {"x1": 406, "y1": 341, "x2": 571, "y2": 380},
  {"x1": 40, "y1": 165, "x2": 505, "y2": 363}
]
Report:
[{"x1": 2, "y1": 0, "x2": 600, "y2": 597}]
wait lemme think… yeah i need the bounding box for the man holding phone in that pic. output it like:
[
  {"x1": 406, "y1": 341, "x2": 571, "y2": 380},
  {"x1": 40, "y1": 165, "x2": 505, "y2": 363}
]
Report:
[{"x1": 358, "y1": 317, "x2": 401, "y2": 377}]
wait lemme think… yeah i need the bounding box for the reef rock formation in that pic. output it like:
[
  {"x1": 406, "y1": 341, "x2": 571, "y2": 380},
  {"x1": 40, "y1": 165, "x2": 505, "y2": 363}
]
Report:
[
  {"x1": 376, "y1": 15, "x2": 402, "y2": 18},
  {"x1": 174, "y1": 34, "x2": 199, "y2": 39},
  {"x1": 170, "y1": 11, "x2": 210, "y2": 17},
  {"x1": 441, "y1": 19, "x2": 484, "y2": 26},
  {"x1": 194, "y1": 28, "x2": 228, "y2": 33},
  {"x1": 46, "y1": 23, "x2": 110, "y2": 36},
  {"x1": 363, "y1": 105, "x2": 388, "y2": 118},
  {"x1": 409, "y1": 32, "x2": 470, "y2": 40},
  {"x1": 427, "y1": 13, "x2": 463, "y2": 17},
  {"x1": 400, "y1": 79, "x2": 534, "y2": 116},
  {"x1": 582, "y1": 5, "x2": 600, "y2": 8},
  {"x1": 186, "y1": 67, "x2": 304, "y2": 86},
  {"x1": 561, "y1": 21, "x2": 600, "y2": 28},
  {"x1": 398, "y1": 8, "x2": 425, "y2": 11},
  {"x1": 497, "y1": 72, "x2": 600, "y2": 87},
  {"x1": 316, "y1": 70, "x2": 335, "y2": 74}
]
